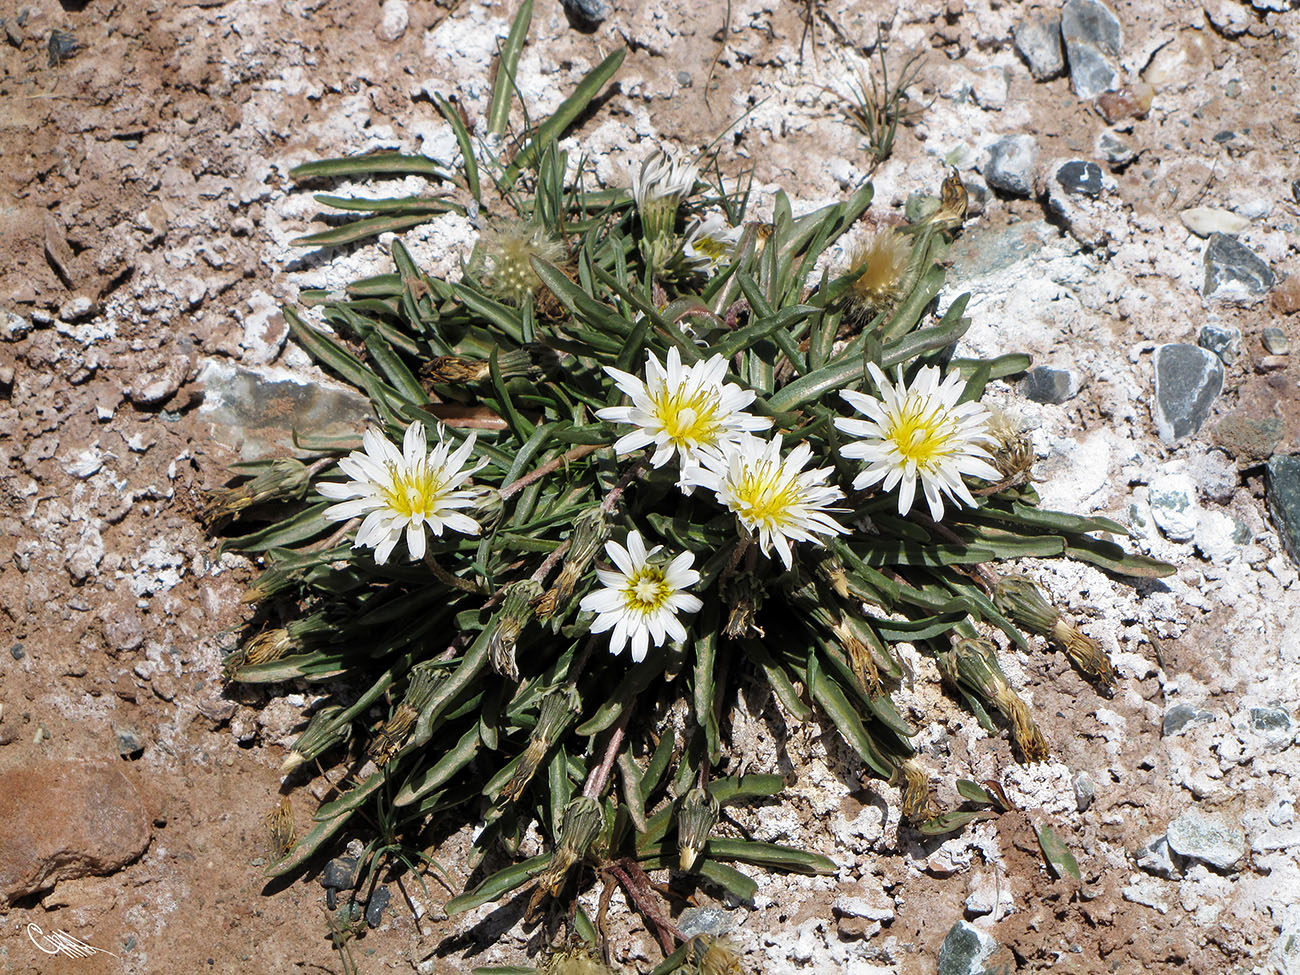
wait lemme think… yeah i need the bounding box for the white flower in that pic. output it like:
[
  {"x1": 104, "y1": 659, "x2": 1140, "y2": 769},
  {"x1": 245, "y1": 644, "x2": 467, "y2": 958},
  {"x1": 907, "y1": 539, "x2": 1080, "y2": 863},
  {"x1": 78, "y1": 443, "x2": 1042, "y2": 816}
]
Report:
[
  {"x1": 318, "y1": 421, "x2": 486, "y2": 564},
  {"x1": 683, "y1": 214, "x2": 741, "y2": 272},
  {"x1": 579, "y1": 530, "x2": 703, "y2": 662},
  {"x1": 597, "y1": 347, "x2": 772, "y2": 473},
  {"x1": 691, "y1": 434, "x2": 848, "y2": 569},
  {"x1": 835, "y1": 362, "x2": 1001, "y2": 521},
  {"x1": 631, "y1": 149, "x2": 698, "y2": 213}
]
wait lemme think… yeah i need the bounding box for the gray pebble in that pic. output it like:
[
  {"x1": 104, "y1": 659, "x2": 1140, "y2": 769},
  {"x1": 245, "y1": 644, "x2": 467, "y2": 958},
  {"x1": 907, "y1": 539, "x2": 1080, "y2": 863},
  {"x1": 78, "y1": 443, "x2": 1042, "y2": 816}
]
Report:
[
  {"x1": 1165, "y1": 809, "x2": 1245, "y2": 871},
  {"x1": 321, "y1": 856, "x2": 360, "y2": 890},
  {"x1": 1197, "y1": 323, "x2": 1241, "y2": 365},
  {"x1": 1152, "y1": 343, "x2": 1224, "y2": 445},
  {"x1": 1262, "y1": 327, "x2": 1290, "y2": 355},
  {"x1": 1072, "y1": 771, "x2": 1097, "y2": 811},
  {"x1": 366, "y1": 885, "x2": 391, "y2": 927},
  {"x1": 678, "y1": 906, "x2": 736, "y2": 938},
  {"x1": 984, "y1": 134, "x2": 1038, "y2": 196},
  {"x1": 1055, "y1": 159, "x2": 1103, "y2": 197},
  {"x1": 1202, "y1": 233, "x2": 1275, "y2": 305},
  {"x1": 9, "y1": 643, "x2": 24, "y2": 660},
  {"x1": 938, "y1": 920, "x2": 998, "y2": 975},
  {"x1": 1162, "y1": 702, "x2": 1216, "y2": 737},
  {"x1": 1135, "y1": 835, "x2": 1181, "y2": 878},
  {"x1": 114, "y1": 725, "x2": 145, "y2": 759},
  {"x1": 1096, "y1": 130, "x2": 1134, "y2": 167},
  {"x1": 1060, "y1": 0, "x2": 1123, "y2": 99},
  {"x1": 1247, "y1": 707, "x2": 1295, "y2": 750},
  {"x1": 1013, "y1": 15, "x2": 1065, "y2": 81},
  {"x1": 1019, "y1": 365, "x2": 1079, "y2": 404},
  {"x1": 59, "y1": 296, "x2": 95, "y2": 322},
  {"x1": 1266, "y1": 455, "x2": 1300, "y2": 568},
  {"x1": 561, "y1": 0, "x2": 608, "y2": 28}
]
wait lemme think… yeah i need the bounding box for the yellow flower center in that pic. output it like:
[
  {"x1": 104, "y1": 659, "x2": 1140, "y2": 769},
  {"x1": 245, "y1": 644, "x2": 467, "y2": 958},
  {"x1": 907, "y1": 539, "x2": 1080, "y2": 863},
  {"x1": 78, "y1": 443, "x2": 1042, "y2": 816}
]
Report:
[
  {"x1": 623, "y1": 567, "x2": 671, "y2": 613},
  {"x1": 651, "y1": 383, "x2": 722, "y2": 447},
  {"x1": 731, "y1": 461, "x2": 799, "y2": 528},
  {"x1": 381, "y1": 462, "x2": 446, "y2": 520},
  {"x1": 887, "y1": 399, "x2": 957, "y2": 470},
  {"x1": 692, "y1": 235, "x2": 731, "y2": 265}
]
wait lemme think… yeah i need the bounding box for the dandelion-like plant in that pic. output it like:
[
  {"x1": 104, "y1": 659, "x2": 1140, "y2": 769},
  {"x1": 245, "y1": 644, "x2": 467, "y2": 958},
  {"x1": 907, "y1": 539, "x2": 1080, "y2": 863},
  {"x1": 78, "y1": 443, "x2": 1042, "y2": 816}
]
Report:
[{"x1": 213, "y1": 3, "x2": 1173, "y2": 967}]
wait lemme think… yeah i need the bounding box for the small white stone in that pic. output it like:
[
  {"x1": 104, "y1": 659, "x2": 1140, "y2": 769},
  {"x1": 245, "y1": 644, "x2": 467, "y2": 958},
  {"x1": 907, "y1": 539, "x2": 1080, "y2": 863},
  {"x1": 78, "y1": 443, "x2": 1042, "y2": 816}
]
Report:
[
  {"x1": 1147, "y1": 473, "x2": 1199, "y2": 543},
  {"x1": 1180, "y1": 207, "x2": 1249, "y2": 238},
  {"x1": 377, "y1": 0, "x2": 409, "y2": 41}
]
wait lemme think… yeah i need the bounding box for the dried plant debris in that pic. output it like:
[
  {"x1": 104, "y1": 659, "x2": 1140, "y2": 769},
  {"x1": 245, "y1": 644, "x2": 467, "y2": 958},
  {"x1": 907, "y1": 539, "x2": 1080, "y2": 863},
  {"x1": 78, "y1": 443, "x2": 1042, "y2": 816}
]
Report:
[{"x1": 211, "y1": 1, "x2": 1171, "y2": 963}]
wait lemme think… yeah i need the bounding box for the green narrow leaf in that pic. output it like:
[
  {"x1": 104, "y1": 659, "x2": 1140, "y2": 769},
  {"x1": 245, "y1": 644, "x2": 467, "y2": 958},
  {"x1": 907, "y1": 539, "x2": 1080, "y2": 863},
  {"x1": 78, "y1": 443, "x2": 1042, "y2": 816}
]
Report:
[
  {"x1": 703, "y1": 838, "x2": 836, "y2": 875},
  {"x1": 915, "y1": 809, "x2": 1000, "y2": 835},
  {"x1": 396, "y1": 724, "x2": 481, "y2": 806},
  {"x1": 503, "y1": 49, "x2": 625, "y2": 185},
  {"x1": 312, "y1": 194, "x2": 455, "y2": 214},
  {"x1": 808, "y1": 666, "x2": 894, "y2": 778},
  {"x1": 488, "y1": 0, "x2": 533, "y2": 138},
  {"x1": 292, "y1": 212, "x2": 441, "y2": 249},
  {"x1": 693, "y1": 605, "x2": 721, "y2": 764},
  {"x1": 289, "y1": 153, "x2": 445, "y2": 182},
  {"x1": 445, "y1": 854, "x2": 549, "y2": 914},
  {"x1": 434, "y1": 94, "x2": 480, "y2": 202},
  {"x1": 956, "y1": 779, "x2": 996, "y2": 805},
  {"x1": 1037, "y1": 823, "x2": 1082, "y2": 881}
]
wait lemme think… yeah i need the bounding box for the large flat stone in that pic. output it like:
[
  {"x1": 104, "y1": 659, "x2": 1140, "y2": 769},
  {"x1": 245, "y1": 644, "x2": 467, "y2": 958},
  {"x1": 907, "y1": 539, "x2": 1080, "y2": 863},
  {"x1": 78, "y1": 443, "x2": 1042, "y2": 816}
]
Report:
[
  {"x1": 198, "y1": 358, "x2": 374, "y2": 461},
  {"x1": 0, "y1": 761, "x2": 151, "y2": 905}
]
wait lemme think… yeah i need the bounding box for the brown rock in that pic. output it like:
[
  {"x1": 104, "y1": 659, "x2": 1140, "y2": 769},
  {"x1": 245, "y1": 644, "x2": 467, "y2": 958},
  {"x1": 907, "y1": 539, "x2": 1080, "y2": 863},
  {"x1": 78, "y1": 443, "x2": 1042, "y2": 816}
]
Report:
[
  {"x1": 1271, "y1": 275, "x2": 1300, "y2": 315},
  {"x1": 0, "y1": 761, "x2": 150, "y2": 905}
]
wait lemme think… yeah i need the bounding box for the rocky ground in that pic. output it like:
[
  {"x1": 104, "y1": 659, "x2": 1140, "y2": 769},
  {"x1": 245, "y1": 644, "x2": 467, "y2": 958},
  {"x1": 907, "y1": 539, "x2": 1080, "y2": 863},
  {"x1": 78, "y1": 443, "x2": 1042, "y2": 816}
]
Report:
[{"x1": 2, "y1": 0, "x2": 1300, "y2": 972}]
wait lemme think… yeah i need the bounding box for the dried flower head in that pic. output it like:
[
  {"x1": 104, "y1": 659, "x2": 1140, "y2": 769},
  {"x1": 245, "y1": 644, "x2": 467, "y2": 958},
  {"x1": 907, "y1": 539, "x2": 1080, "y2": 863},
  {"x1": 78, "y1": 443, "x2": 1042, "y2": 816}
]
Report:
[
  {"x1": 477, "y1": 218, "x2": 566, "y2": 306},
  {"x1": 200, "y1": 458, "x2": 312, "y2": 527},
  {"x1": 598, "y1": 347, "x2": 772, "y2": 478},
  {"x1": 845, "y1": 228, "x2": 911, "y2": 317},
  {"x1": 993, "y1": 576, "x2": 1115, "y2": 686},
  {"x1": 579, "y1": 530, "x2": 703, "y2": 662},
  {"x1": 987, "y1": 408, "x2": 1035, "y2": 482},
  {"x1": 942, "y1": 637, "x2": 1049, "y2": 762},
  {"x1": 691, "y1": 434, "x2": 849, "y2": 569},
  {"x1": 836, "y1": 362, "x2": 1000, "y2": 521},
  {"x1": 318, "y1": 422, "x2": 486, "y2": 565},
  {"x1": 893, "y1": 758, "x2": 934, "y2": 822}
]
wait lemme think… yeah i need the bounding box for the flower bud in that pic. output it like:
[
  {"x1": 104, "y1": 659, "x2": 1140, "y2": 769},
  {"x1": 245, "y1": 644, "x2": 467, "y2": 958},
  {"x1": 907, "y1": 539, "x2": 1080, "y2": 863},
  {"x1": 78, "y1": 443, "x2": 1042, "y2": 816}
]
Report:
[
  {"x1": 987, "y1": 409, "x2": 1034, "y2": 482},
  {"x1": 845, "y1": 228, "x2": 911, "y2": 320},
  {"x1": 369, "y1": 662, "x2": 440, "y2": 766},
  {"x1": 992, "y1": 575, "x2": 1059, "y2": 636},
  {"x1": 529, "y1": 796, "x2": 605, "y2": 915},
  {"x1": 200, "y1": 458, "x2": 311, "y2": 527},
  {"x1": 539, "y1": 508, "x2": 610, "y2": 621},
  {"x1": 676, "y1": 786, "x2": 720, "y2": 870},
  {"x1": 282, "y1": 704, "x2": 353, "y2": 773},
  {"x1": 722, "y1": 572, "x2": 765, "y2": 640},
  {"x1": 502, "y1": 685, "x2": 581, "y2": 801},
  {"x1": 489, "y1": 579, "x2": 544, "y2": 680},
  {"x1": 994, "y1": 576, "x2": 1115, "y2": 686},
  {"x1": 475, "y1": 218, "x2": 566, "y2": 307}
]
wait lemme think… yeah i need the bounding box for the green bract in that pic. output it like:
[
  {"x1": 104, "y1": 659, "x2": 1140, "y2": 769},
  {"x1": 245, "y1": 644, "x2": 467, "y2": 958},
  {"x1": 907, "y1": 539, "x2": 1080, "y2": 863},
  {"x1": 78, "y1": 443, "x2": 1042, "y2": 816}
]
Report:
[{"x1": 212, "y1": 2, "x2": 1172, "y2": 964}]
